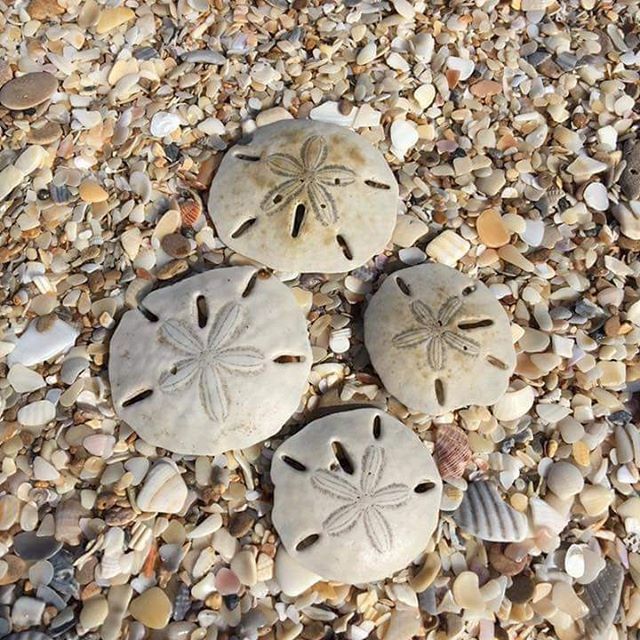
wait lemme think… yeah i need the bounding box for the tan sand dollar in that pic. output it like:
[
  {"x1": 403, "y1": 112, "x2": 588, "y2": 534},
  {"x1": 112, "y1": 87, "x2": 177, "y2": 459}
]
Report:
[
  {"x1": 208, "y1": 120, "x2": 398, "y2": 273},
  {"x1": 109, "y1": 267, "x2": 312, "y2": 455},
  {"x1": 364, "y1": 264, "x2": 516, "y2": 416},
  {"x1": 271, "y1": 408, "x2": 442, "y2": 584}
]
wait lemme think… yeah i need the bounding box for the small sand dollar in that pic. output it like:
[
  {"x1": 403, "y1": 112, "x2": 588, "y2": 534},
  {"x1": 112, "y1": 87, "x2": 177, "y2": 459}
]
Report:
[
  {"x1": 364, "y1": 264, "x2": 516, "y2": 415},
  {"x1": 208, "y1": 120, "x2": 398, "y2": 273},
  {"x1": 109, "y1": 267, "x2": 311, "y2": 454},
  {"x1": 271, "y1": 408, "x2": 442, "y2": 584}
]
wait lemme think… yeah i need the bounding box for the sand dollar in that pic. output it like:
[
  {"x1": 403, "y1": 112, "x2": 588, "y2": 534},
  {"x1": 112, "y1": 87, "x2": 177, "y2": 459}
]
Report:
[
  {"x1": 208, "y1": 120, "x2": 398, "y2": 273},
  {"x1": 109, "y1": 267, "x2": 311, "y2": 454},
  {"x1": 271, "y1": 408, "x2": 442, "y2": 584},
  {"x1": 364, "y1": 264, "x2": 516, "y2": 416}
]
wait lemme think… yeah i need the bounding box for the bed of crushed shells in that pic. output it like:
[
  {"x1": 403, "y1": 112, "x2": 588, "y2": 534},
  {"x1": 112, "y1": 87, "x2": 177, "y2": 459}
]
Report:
[{"x1": 1, "y1": 0, "x2": 640, "y2": 639}]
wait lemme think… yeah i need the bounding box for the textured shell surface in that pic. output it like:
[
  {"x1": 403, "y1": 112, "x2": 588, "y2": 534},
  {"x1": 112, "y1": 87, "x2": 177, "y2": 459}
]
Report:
[
  {"x1": 136, "y1": 460, "x2": 187, "y2": 514},
  {"x1": 208, "y1": 120, "x2": 399, "y2": 273},
  {"x1": 54, "y1": 499, "x2": 86, "y2": 546},
  {"x1": 435, "y1": 425, "x2": 472, "y2": 479},
  {"x1": 453, "y1": 480, "x2": 528, "y2": 542},
  {"x1": 364, "y1": 263, "x2": 516, "y2": 416},
  {"x1": 582, "y1": 562, "x2": 624, "y2": 640}
]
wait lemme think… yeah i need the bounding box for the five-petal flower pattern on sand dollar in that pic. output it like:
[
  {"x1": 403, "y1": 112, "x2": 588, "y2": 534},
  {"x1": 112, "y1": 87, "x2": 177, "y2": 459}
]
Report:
[
  {"x1": 158, "y1": 302, "x2": 265, "y2": 422},
  {"x1": 261, "y1": 135, "x2": 356, "y2": 226},
  {"x1": 311, "y1": 445, "x2": 409, "y2": 553},
  {"x1": 392, "y1": 297, "x2": 480, "y2": 370}
]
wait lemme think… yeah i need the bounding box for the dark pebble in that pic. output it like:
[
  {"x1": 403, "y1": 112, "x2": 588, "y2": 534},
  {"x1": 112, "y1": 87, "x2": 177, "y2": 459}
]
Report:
[
  {"x1": 223, "y1": 594, "x2": 240, "y2": 611},
  {"x1": 13, "y1": 532, "x2": 61, "y2": 561},
  {"x1": 228, "y1": 510, "x2": 255, "y2": 538},
  {"x1": 506, "y1": 575, "x2": 535, "y2": 604}
]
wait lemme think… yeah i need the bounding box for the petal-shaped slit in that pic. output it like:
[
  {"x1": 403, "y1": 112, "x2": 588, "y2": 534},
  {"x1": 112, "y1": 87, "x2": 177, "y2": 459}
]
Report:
[
  {"x1": 158, "y1": 358, "x2": 199, "y2": 392},
  {"x1": 260, "y1": 179, "x2": 306, "y2": 215},
  {"x1": 438, "y1": 296, "x2": 463, "y2": 325},
  {"x1": 323, "y1": 502, "x2": 363, "y2": 536},
  {"x1": 266, "y1": 153, "x2": 303, "y2": 177},
  {"x1": 372, "y1": 483, "x2": 411, "y2": 507},
  {"x1": 392, "y1": 328, "x2": 432, "y2": 349},
  {"x1": 410, "y1": 300, "x2": 438, "y2": 329},
  {"x1": 426, "y1": 336, "x2": 445, "y2": 370},
  {"x1": 316, "y1": 164, "x2": 356, "y2": 186},
  {"x1": 199, "y1": 365, "x2": 227, "y2": 422},
  {"x1": 311, "y1": 469, "x2": 360, "y2": 501},
  {"x1": 307, "y1": 181, "x2": 338, "y2": 226},
  {"x1": 159, "y1": 320, "x2": 203, "y2": 354},
  {"x1": 216, "y1": 346, "x2": 265, "y2": 373},
  {"x1": 363, "y1": 507, "x2": 393, "y2": 553},
  {"x1": 301, "y1": 135, "x2": 328, "y2": 171},
  {"x1": 207, "y1": 302, "x2": 245, "y2": 348},
  {"x1": 360, "y1": 445, "x2": 384, "y2": 494},
  {"x1": 442, "y1": 330, "x2": 480, "y2": 356}
]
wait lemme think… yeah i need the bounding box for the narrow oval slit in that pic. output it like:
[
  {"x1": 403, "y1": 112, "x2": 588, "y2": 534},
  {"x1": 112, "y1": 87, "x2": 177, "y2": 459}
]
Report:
[
  {"x1": 395, "y1": 277, "x2": 412, "y2": 297},
  {"x1": 291, "y1": 204, "x2": 306, "y2": 238},
  {"x1": 296, "y1": 534, "x2": 320, "y2": 552},
  {"x1": 434, "y1": 378, "x2": 445, "y2": 406},
  {"x1": 282, "y1": 455, "x2": 307, "y2": 472},
  {"x1": 331, "y1": 441, "x2": 354, "y2": 474},
  {"x1": 122, "y1": 389, "x2": 153, "y2": 407},
  {"x1": 196, "y1": 295, "x2": 208, "y2": 328},
  {"x1": 138, "y1": 304, "x2": 159, "y2": 323},
  {"x1": 234, "y1": 153, "x2": 260, "y2": 162},
  {"x1": 373, "y1": 415, "x2": 382, "y2": 440},
  {"x1": 364, "y1": 179, "x2": 391, "y2": 190},
  {"x1": 486, "y1": 355, "x2": 508, "y2": 370},
  {"x1": 242, "y1": 272, "x2": 258, "y2": 298},
  {"x1": 231, "y1": 218, "x2": 257, "y2": 239},
  {"x1": 414, "y1": 481, "x2": 436, "y2": 493},
  {"x1": 458, "y1": 318, "x2": 494, "y2": 330},
  {"x1": 336, "y1": 235, "x2": 353, "y2": 260},
  {"x1": 462, "y1": 285, "x2": 476, "y2": 297},
  {"x1": 273, "y1": 354, "x2": 305, "y2": 363}
]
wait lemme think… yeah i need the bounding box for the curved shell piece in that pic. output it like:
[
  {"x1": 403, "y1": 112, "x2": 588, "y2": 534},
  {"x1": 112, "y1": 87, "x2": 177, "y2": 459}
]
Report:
[
  {"x1": 435, "y1": 425, "x2": 472, "y2": 479},
  {"x1": 364, "y1": 264, "x2": 516, "y2": 416},
  {"x1": 109, "y1": 267, "x2": 312, "y2": 454},
  {"x1": 208, "y1": 120, "x2": 399, "y2": 273},
  {"x1": 271, "y1": 408, "x2": 442, "y2": 584},
  {"x1": 453, "y1": 481, "x2": 528, "y2": 542},
  {"x1": 136, "y1": 460, "x2": 187, "y2": 514},
  {"x1": 582, "y1": 562, "x2": 624, "y2": 640}
]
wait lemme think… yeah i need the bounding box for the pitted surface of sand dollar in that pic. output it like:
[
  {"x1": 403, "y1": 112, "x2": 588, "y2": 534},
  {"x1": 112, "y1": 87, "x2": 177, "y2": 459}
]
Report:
[
  {"x1": 271, "y1": 408, "x2": 442, "y2": 584},
  {"x1": 208, "y1": 120, "x2": 398, "y2": 273},
  {"x1": 364, "y1": 264, "x2": 516, "y2": 416},
  {"x1": 109, "y1": 267, "x2": 311, "y2": 454}
]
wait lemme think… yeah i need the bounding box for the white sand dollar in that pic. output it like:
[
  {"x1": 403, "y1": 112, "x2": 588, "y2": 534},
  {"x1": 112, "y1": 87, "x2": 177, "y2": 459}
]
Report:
[
  {"x1": 208, "y1": 120, "x2": 398, "y2": 273},
  {"x1": 364, "y1": 264, "x2": 516, "y2": 416},
  {"x1": 109, "y1": 267, "x2": 311, "y2": 454},
  {"x1": 271, "y1": 408, "x2": 442, "y2": 584}
]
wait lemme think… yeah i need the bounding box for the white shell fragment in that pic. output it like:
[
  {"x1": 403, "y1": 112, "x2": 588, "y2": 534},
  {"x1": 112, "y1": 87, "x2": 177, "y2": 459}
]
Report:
[
  {"x1": 109, "y1": 267, "x2": 312, "y2": 454},
  {"x1": 364, "y1": 264, "x2": 516, "y2": 416},
  {"x1": 453, "y1": 481, "x2": 528, "y2": 542},
  {"x1": 136, "y1": 459, "x2": 187, "y2": 514},
  {"x1": 8, "y1": 318, "x2": 79, "y2": 367},
  {"x1": 271, "y1": 408, "x2": 442, "y2": 584},
  {"x1": 208, "y1": 120, "x2": 399, "y2": 273}
]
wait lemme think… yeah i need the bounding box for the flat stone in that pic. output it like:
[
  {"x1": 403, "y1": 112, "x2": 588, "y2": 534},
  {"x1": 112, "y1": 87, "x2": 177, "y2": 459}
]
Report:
[
  {"x1": 136, "y1": 460, "x2": 187, "y2": 514},
  {"x1": 8, "y1": 317, "x2": 79, "y2": 366},
  {"x1": 392, "y1": 215, "x2": 428, "y2": 248},
  {"x1": 27, "y1": 0, "x2": 65, "y2": 20},
  {"x1": 425, "y1": 230, "x2": 470, "y2": 266},
  {"x1": 546, "y1": 461, "x2": 584, "y2": 499},
  {"x1": 128, "y1": 587, "x2": 172, "y2": 629},
  {"x1": 95, "y1": 7, "x2": 135, "y2": 34},
  {"x1": 364, "y1": 264, "x2": 516, "y2": 415},
  {"x1": 80, "y1": 596, "x2": 109, "y2": 630},
  {"x1": 160, "y1": 233, "x2": 192, "y2": 259},
  {"x1": 209, "y1": 120, "x2": 398, "y2": 273},
  {"x1": 271, "y1": 408, "x2": 442, "y2": 584},
  {"x1": 13, "y1": 532, "x2": 62, "y2": 561},
  {"x1": 0, "y1": 72, "x2": 57, "y2": 110},
  {"x1": 109, "y1": 267, "x2": 312, "y2": 454},
  {"x1": 476, "y1": 208, "x2": 510, "y2": 247},
  {"x1": 79, "y1": 180, "x2": 108, "y2": 203},
  {"x1": 476, "y1": 169, "x2": 506, "y2": 196}
]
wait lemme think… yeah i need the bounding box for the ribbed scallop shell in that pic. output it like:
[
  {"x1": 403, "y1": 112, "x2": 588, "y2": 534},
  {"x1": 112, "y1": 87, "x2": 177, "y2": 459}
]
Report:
[
  {"x1": 582, "y1": 562, "x2": 624, "y2": 640},
  {"x1": 435, "y1": 425, "x2": 472, "y2": 479},
  {"x1": 180, "y1": 198, "x2": 201, "y2": 227},
  {"x1": 453, "y1": 480, "x2": 528, "y2": 542}
]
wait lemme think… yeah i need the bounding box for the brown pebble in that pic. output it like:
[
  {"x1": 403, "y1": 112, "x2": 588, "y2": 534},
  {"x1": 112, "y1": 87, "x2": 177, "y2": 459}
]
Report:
[
  {"x1": 0, "y1": 72, "x2": 58, "y2": 110},
  {"x1": 228, "y1": 511, "x2": 255, "y2": 538},
  {"x1": 128, "y1": 586, "x2": 172, "y2": 629},
  {"x1": 26, "y1": 122, "x2": 63, "y2": 145},
  {"x1": 488, "y1": 544, "x2": 528, "y2": 577},
  {"x1": 156, "y1": 260, "x2": 189, "y2": 280},
  {"x1": 470, "y1": 80, "x2": 502, "y2": 97},
  {"x1": 161, "y1": 233, "x2": 192, "y2": 259},
  {"x1": 506, "y1": 575, "x2": 535, "y2": 604},
  {"x1": 0, "y1": 555, "x2": 26, "y2": 585},
  {"x1": 27, "y1": 0, "x2": 65, "y2": 20}
]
